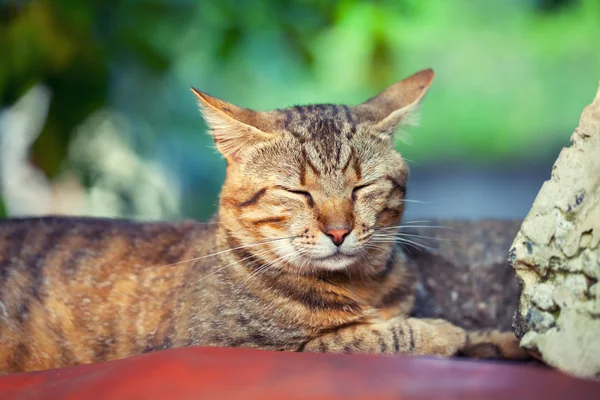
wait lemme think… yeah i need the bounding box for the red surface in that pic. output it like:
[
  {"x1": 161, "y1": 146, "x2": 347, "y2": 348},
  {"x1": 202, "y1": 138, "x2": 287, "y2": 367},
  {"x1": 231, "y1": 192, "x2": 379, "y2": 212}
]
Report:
[{"x1": 0, "y1": 347, "x2": 598, "y2": 400}]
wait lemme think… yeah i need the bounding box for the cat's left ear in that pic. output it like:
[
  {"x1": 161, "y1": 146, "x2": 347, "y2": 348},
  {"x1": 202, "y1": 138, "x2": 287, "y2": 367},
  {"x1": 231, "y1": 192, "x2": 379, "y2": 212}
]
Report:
[
  {"x1": 355, "y1": 69, "x2": 434, "y2": 139},
  {"x1": 191, "y1": 88, "x2": 280, "y2": 162}
]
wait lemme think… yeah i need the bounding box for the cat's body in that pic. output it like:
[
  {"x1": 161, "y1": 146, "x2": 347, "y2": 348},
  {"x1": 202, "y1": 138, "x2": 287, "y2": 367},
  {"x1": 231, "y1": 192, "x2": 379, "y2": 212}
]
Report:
[
  {"x1": 0, "y1": 216, "x2": 417, "y2": 373},
  {"x1": 0, "y1": 70, "x2": 526, "y2": 374}
]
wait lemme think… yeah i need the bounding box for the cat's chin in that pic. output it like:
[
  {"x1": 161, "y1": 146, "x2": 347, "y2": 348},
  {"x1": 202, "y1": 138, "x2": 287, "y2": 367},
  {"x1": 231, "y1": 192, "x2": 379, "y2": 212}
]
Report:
[{"x1": 305, "y1": 254, "x2": 358, "y2": 271}]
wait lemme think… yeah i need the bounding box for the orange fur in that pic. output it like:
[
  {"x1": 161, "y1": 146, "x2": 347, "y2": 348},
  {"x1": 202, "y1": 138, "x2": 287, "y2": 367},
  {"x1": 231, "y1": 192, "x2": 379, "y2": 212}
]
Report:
[{"x1": 0, "y1": 70, "x2": 527, "y2": 374}]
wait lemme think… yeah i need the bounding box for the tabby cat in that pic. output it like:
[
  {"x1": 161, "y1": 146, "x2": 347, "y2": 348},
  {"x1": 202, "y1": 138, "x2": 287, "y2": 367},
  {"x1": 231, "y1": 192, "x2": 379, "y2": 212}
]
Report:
[{"x1": 0, "y1": 69, "x2": 526, "y2": 374}]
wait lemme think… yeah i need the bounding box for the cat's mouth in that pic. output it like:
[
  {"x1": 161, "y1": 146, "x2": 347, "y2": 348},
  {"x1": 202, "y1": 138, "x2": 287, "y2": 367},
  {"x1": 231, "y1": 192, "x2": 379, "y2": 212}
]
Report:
[
  {"x1": 279, "y1": 240, "x2": 361, "y2": 271},
  {"x1": 305, "y1": 251, "x2": 359, "y2": 270}
]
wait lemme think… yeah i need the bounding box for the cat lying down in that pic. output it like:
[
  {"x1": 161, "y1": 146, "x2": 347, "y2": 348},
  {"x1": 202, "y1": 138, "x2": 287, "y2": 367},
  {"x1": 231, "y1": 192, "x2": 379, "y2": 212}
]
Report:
[{"x1": 0, "y1": 69, "x2": 527, "y2": 374}]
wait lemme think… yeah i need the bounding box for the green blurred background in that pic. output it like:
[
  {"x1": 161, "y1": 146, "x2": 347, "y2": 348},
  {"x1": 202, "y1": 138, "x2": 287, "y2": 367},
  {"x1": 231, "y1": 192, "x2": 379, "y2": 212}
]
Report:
[{"x1": 1, "y1": 0, "x2": 599, "y2": 221}]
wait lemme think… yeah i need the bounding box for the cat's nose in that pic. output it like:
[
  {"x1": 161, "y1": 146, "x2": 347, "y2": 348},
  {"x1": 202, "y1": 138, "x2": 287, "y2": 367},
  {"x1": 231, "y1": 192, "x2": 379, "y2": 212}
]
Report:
[{"x1": 325, "y1": 228, "x2": 351, "y2": 246}]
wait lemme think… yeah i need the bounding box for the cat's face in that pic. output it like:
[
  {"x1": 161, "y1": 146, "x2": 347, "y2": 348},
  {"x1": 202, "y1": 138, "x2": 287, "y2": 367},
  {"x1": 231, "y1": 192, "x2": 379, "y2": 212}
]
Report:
[{"x1": 193, "y1": 69, "x2": 433, "y2": 274}]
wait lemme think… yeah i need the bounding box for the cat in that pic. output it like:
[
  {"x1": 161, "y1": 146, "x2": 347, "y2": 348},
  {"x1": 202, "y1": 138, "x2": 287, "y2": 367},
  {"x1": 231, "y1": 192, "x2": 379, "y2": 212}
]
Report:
[{"x1": 0, "y1": 69, "x2": 527, "y2": 374}]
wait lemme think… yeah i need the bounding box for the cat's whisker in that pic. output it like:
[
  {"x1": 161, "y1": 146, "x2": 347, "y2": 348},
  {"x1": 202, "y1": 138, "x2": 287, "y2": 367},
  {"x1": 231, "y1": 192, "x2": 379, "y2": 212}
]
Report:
[
  {"x1": 235, "y1": 242, "x2": 290, "y2": 281},
  {"x1": 376, "y1": 220, "x2": 453, "y2": 231},
  {"x1": 362, "y1": 243, "x2": 387, "y2": 252},
  {"x1": 376, "y1": 225, "x2": 454, "y2": 230},
  {"x1": 371, "y1": 237, "x2": 436, "y2": 252},
  {"x1": 289, "y1": 248, "x2": 314, "y2": 278},
  {"x1": 192, "y1": 247, "x2": 276, "y2": 286},
  {"x1": 372, "y1": 233, "x2": 456, "y2": 242},
  {"x1": 365, "y1": 240, "x2": 414, "y2": 256},
  {"x1": 394, "y1": 241, "x2": 433, "y2": 253},
  {"x1": 231, "y1": 261, "x2": 273, "y2": 297},
  {"x1": 232, "y1": 246, "x2": 301, "y2": 296},
  {"x1": 255, "y1": 254, "x2": 298, "y2": 281},
  {"x1": 354, "y1": 247, "x2": 376, "y2": 279},
  {"x1": 401, "y1": 156, "x2": 421, "y2": 167},
  {"x1": 144, "y1": 236, "x2": 296, "y2": 270},
  {"x1": 291, "y1": 248, "x2": 313, "y2": 269},
  {"x1": 294, "y1": 250, "x2": 308, "y2": 279},
  {"x1": 381, "y1": 242, "x2": 412, "y2": 256},
  {"x1": 398, "y1": 199, "x2": 433, "y2": 204},
  {"x1": 360, "y1": 246, "x2": 374, "y2": 264},
  {"x1": 363, "y1": 242, "x2": 403, "y2": 257}
]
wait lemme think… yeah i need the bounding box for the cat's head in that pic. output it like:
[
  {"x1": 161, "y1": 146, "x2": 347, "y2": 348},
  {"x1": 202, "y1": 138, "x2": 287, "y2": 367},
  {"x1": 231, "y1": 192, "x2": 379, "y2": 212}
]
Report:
[{"x1": 192, "y1": 69, "x2": 433, "y2": 274}]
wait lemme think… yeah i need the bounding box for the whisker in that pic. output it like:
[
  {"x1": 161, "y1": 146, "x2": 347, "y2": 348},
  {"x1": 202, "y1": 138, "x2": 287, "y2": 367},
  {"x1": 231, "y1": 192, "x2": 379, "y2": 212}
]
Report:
[
  {"x1": 232, "y1": 247, "x2": 300, "y2": 296},
  {"x1": 365, "y1": 241, "x2": 412, "y2": 257},
  {"x1": 143, "y1": 236, "x2": 296, "y2": 270},
  {"x1": 192, "y1": 247, "x2": 275, "y2": 286},
  {"x1": 371, "y1": 237, "x2": 436, "y2": 252},
  {"x1": 401, "y1": 157, "x2": 421, "y2": 167},
  {"x1": 372, "y1": 233, "x2": 456, "y2": 242},
  {"x1": 254, "y1": 253, "x2": 298, "y2": 281},
  {"x1": 376, "y1": 225, "x2": 454, "y2": 230},
  {"x1": 396, "y1": 238, "x2": 436, "y2": 252},
  {"x1": 295, "y1": 249, "x2": 309, "y2": 279},
  {"x1": 236, "y1": 243, "x2": 290, "y2": 280},
  {"x1": 399, "y1": 199, "x2": 434, "y2": 204},
  {"x1": 360, "y1": 246, "x2": 374, "y2": 264},
  {"x1": 398, "y1": 242, "x2": 413, "y2": 256}
]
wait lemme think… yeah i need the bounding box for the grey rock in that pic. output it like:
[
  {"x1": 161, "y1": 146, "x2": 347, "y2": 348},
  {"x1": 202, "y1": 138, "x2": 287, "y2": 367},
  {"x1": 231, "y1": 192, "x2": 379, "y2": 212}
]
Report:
[{"x1": 405, "y1": 219, "x2": 521, "y2": 332}]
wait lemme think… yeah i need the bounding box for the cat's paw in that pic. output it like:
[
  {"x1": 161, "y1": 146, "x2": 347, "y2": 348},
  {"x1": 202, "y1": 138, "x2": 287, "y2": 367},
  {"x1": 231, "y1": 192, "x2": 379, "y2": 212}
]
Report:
[
  {"x1": 461, "y1": 330, "x2": 530, "y2": 360},
  {"x1": 406, "y1": 318, "x2": 467, "y2": 357}
]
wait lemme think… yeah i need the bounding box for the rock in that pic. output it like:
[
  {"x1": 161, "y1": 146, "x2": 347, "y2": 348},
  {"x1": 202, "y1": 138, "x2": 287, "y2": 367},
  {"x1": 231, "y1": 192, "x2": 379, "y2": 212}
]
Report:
[
  {"x1": 405, "y1": 220, "x2": 522, "y2": 332},
  {"x1": 509, "y1": 84, "x2": 600, "y2": 378}
]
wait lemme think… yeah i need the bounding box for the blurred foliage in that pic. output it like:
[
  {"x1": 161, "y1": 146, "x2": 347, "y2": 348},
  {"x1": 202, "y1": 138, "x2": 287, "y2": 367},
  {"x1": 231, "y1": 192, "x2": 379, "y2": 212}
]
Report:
[
  {"x1": 1, "y1": 0, "x2": 600, "y2": 219},
  {"x1": 1, "y1": 0, "x2": 180, "y2": 177},
  {"x1": 0, "y1": 196, "x2": 6, "y2": 218}
]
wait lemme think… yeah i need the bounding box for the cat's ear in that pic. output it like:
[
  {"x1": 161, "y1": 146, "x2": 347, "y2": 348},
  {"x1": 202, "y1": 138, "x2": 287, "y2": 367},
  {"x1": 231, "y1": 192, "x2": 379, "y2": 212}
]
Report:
[
  {"x1": 191, "y1": 88, "x2": 279, "y2": 162},
  {"x1": 355, "y1": 69, "x2": 434, "y2": 139}
]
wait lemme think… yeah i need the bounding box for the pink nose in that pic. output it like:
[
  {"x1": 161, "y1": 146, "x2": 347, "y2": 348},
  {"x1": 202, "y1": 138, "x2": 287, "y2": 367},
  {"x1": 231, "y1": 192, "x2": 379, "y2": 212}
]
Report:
[{"x1": 325, "y1": 228, "x2": 350, "y2": 246}]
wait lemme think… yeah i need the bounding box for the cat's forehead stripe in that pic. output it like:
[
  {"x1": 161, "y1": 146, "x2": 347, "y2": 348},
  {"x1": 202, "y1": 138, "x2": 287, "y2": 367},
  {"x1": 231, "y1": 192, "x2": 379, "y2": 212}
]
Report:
[
  {"x1": 277, "y1": 103, "x2": 359, "y2": 176},
  {"x1": 280, "y1": 103, "x2": 357, "y2": 141}
]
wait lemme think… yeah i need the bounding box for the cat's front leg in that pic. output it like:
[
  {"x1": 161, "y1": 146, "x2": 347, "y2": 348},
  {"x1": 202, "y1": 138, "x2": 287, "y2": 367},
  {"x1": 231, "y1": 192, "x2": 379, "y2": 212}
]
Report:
[
  {"x1": 302, "y1": 317, "x2": 529, "y2": 359},
  {"x1": 301, "y1": 317, "x2": 467, "y2": 357}
]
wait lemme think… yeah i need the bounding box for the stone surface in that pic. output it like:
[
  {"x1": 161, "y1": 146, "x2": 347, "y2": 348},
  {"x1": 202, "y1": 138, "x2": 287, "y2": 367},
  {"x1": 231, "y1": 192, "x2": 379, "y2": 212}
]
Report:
[
  {"x1": 404, "y1": 220, "x2": 522, "y2": 332},
  {"x1": 509, "y1": 84, "x2": 600, "y2": 378}
]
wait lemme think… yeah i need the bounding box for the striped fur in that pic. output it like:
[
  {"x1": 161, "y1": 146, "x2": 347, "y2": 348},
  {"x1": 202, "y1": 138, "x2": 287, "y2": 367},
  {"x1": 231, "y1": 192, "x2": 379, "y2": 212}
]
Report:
[{"x1": 0, "y1": 70, "x2": 526, "y2": 374}]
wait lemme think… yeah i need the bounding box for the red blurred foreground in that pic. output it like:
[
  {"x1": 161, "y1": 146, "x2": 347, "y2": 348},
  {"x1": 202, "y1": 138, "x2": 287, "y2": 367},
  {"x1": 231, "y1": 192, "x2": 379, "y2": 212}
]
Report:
[{"x1": 1, "y1": 347, "x2": 598, "y2": 400}]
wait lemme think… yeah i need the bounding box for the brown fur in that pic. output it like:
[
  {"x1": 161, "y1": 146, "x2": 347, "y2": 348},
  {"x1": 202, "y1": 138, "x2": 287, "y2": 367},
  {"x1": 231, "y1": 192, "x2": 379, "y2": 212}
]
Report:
[{"x1": 0, "y1": 70, "x2": 527, "y2": 374}]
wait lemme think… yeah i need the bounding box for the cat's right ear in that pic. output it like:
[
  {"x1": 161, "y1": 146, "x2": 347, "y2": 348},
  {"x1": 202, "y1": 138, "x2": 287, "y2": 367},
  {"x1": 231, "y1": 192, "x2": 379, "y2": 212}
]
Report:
[
  {"x1": 355, "y1": 69, "x2": 434, "y2": 140},
  {"x1": 191, "y1": 88, "x2": 278, "y2": 162}
]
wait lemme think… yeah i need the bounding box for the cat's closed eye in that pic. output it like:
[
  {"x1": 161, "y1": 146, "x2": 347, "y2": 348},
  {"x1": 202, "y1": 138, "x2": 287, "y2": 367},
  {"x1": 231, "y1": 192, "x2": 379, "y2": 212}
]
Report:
[
  {"x1": 352, "y1": 183, "x2": 374, "y2": 201},
  {"x1": 281, "y1": 188, "x2": 314, "y2": 206}
]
